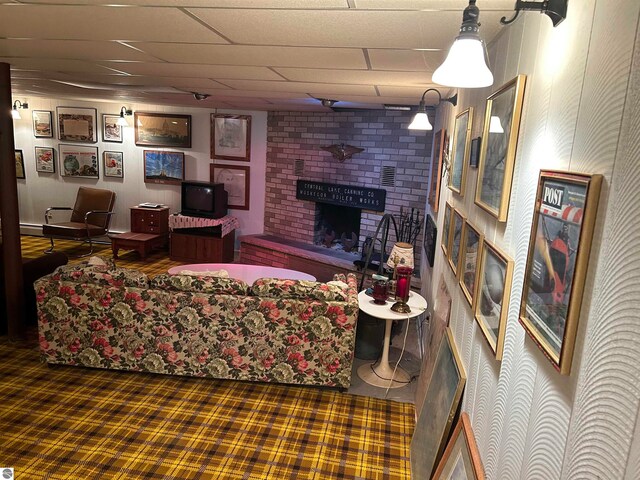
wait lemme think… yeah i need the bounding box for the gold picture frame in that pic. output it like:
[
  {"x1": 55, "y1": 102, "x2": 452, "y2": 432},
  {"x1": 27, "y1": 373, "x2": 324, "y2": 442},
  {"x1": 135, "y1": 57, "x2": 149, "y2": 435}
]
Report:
[
  {"x1": 459, "y1": 221, "x2": 484, "y2": 309},
  {"x1": 519, "y1": 170, "x2": 603, "y2": 375},
  {"x1": 475, "y1": 74, "x2": 527, "y2": 221},
  {"x1": 448, "y1": 209, "x2": 466, "y2": 278},
  {"x1": 474, "y1": 239, "x2": 513, "y2": 361},
  {"x1": 428, "y1": 128, "x2": 448, "y2": 213},
  {"x1": 448, "y1": 107, "x2": 473, "y2": 196},
  {"x1": 441, "y1": 201, "x2": 454, "y2": 257},
  {"x1": 432, "y1": 412, "x2": 485, "y2": 480}
]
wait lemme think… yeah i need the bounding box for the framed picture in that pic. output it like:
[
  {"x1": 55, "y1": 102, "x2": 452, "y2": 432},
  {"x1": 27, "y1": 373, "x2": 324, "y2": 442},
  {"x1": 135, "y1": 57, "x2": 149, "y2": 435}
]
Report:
[
  {"x1": 448, "y1": 107, "x2": 473, "y2": 196},
  {"x1": 59, "y1": 144, "x2": 99, "y2": 178},
  {"x1": 475, "y1": 75, "x2": 527, "y2": 221},
  {"x1": 15, "y1": 150, "x2": 25, "y2": 179},
  {"x1": 102, "y1": 114, "x2": 123, "y2": 143},
  {"x1": 210, "y1": 164, "x2": 250, "y2": 210},
  {"x1": 519, "y1": 170, "x2": 603, "y2": 375},
  {"x1": 428, "y1": 129, "x2": 448, "y2": 213},
  {"x1": 103, "y1": 151, "x2": 124, "y2": 178},
  {"x1": 135, "y1": 112, "x2": 191, "y2": 148},
  {"x1": 448, "y1": 209, "x2": 466, "y2": 278},
  {"x1": 211, "y1": 114, "x2": 251, "y2": 161},
  {"x1": 35, "y1": 146, "x2": 55, "y2": 173},
  {"x1": 143, "y1": 150, "x2": 184, "y2": 185},
  {"x1": 411, "y1": 328, "x2": 466, "y2": 480},
  {"x1": 423, "y1": 214, "x2": 437, "y2": 268},
  {"x1": 432, "y1": 412, "x2": 485, "y2": 480},
  {"x1": 441, "y1": 202, "x2": 453, "y2": 256},
  {"x1": 32, "y1": 110, "x2": 53, "y2": 138},
  {"x1": 470, "y1": 137, "x2": 481, "y2": 168},
  {"x1": 475, "y1": 239, "x2": 514, "y2": 361},
  {"x1": 57, "y1": 106, "x2": 97, "y2": 143},
  {"x1": 460, "y1": 221, "x2": 483, "y2": 308}
]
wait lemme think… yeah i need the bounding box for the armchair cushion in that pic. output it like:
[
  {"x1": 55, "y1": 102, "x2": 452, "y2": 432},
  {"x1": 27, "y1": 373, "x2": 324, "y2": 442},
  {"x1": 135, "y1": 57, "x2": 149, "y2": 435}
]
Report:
[{"x1": 42, "y1": 222, "x2": 108, "y2": 238}]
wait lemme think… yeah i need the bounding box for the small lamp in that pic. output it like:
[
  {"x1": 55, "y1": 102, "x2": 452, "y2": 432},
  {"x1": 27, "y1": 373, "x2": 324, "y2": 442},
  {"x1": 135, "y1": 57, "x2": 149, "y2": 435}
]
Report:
[
  {"x1": 11, "y1": 100, "x2": 28, "y2": 120},
  {"x1": 408, "y1": 89, "x2": 458, "y2": 130},
  {"x1": 117, "y1": 106, "x2": 132, "y2": 127},
  {"x1": 386, "y1": 242, "x2": 414, "y2": 313}
]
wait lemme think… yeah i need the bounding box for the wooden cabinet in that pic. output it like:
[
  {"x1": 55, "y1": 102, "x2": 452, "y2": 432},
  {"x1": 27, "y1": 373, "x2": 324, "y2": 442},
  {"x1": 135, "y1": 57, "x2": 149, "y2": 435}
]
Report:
[
  {"x1": 111, "y1": 207, "x2": 169, "y2": 260},
  {"x1": 170, "y1": 230, "x2": 235, "y2": 263},
  {"x1": 131, "y1": 207, "x2": 169, "y2": 234}
]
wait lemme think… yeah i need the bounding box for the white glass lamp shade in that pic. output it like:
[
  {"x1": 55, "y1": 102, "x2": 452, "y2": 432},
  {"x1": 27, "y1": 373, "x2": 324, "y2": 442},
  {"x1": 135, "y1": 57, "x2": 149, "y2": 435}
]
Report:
[
  {"x1": 387, "y1": 242, "x2": 415, "y2": 269},
  {"x1": 11, "y1": 108, "x2": 21, "y2": 120},
  {"x1": 408, "y1": 111, "x2": 433, "y2": 130},
  {"x1": 116, "y1": 116, "x2": 128, "y2": 127},
  {"x1": 432, "y1": 38, "x2": 493, "y2": 88},
  {"x1": 489, "y1": 115, "x2": 504, "y2": 133}
]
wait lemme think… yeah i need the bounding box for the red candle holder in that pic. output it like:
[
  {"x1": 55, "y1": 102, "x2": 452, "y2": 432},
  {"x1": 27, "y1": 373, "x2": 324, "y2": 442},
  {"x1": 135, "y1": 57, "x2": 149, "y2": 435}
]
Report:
[{"x1": 391, "y1": 265, "x2": 413, "y2": 313}]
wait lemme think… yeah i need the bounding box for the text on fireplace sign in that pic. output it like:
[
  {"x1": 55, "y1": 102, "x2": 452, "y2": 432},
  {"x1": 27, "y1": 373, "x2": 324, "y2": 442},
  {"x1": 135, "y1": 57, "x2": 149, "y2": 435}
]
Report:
[{"x1": 296, "y1": 180, "x2": 386, "y2": 212}]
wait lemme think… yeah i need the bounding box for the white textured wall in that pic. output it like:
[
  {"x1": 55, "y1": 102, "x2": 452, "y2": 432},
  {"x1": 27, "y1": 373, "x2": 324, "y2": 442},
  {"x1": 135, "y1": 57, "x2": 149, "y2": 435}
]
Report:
[
  {"x1": 12, "y1": 98, "x2": 267, "y2": 241},
  {"x1": 420, "y1": 1, "x2": 640, "y2": 478}
]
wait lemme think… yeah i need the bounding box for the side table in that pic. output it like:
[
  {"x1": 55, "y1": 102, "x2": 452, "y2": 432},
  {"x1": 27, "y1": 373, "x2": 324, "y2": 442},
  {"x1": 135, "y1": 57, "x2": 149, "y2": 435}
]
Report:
[{"x1": 357, "y1": 290, "x2": 427, "y2": 389}]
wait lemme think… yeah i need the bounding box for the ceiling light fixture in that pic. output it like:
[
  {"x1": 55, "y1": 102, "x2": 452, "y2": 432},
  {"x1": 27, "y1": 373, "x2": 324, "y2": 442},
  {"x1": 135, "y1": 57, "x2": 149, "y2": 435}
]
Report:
[
  {"x1": 432, "y1": 0, "x2": 493, "y2": 89},
  {"x1": 318, "y1": 98, "x2": 337, "y2": 108},
  {"x1": 192, "y1": 92, "x2": 210, "y2": 101},
  {"x1": 117, "y1": 106, "x2": 132, "y2": 127},
  {"x1": 11, "y1": 100, "x2": 28, "y2": 120},
  {"x1": 501, "y1": 0, "x2": 568, "y2": 27},
  {"x1": 408, "y1": 89, "x2": 458, "y2": 131}
]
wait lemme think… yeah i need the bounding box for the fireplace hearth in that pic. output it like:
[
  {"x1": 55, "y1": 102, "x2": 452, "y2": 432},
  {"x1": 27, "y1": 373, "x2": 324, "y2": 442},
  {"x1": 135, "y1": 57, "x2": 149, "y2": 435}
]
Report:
[{"x1": 314, "y1": 203, "x2": 361, "y2": 253}]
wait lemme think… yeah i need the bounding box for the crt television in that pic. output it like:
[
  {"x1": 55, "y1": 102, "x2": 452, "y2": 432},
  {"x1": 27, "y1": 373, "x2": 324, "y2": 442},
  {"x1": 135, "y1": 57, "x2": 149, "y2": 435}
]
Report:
[{"x1": 180, "y1": 181, "x2": 228, "y2": 219}]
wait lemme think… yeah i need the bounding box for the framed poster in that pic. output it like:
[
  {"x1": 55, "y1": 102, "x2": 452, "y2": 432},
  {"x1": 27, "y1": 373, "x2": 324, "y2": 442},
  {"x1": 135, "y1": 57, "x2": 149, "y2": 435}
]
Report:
[
  {"x1": 103, "y1": 151, "x2": 124, "y2": 178},
  {"x1": 448, "y1": 107, "x2": 473, "y2": 196},
  {"x1": 15, "y1": 150, "x2": 25, "y2": 179},
  {"x1": 135, "y1": 112, "x2": 191, "y2": 148},
  {"x1": 460, "y1": 221, "x2": 483, "y2": 308},
  {"x1": 428, "y1": 129, "x2": 448, "y2": 213},
  {"x1": 32, "y1": 110, "x2": 53, "y2": 138},
  {"x1": 441, "y1": 202, "x2": 453, "y2": 256},
  {"x1": 59, "y1": 144, "x2": 99, "y2": 178},
  {"x1": 475, "y1": 75, "x2": 527, "y2": 221},
  {"x1": 432, "y1": 412, "x2": 485, "y2": 480},
  {"x1": 102, "y1": 114, "x2": 123, "y2": 143},
  {"x1": 210, "y1": 164, "x2": 250, "y2": 210},
  {"x1": 211, "y1": 114, "x2": 251, "y2": 161},
  {"x1": 411, "y1": 328, "x2": 466, "y2": 480},
  {"x1": 448, "y1": 209, "x2": 466, "y2": 278},
  {"x1": 35, "y1": 146, "x2": 55, "y2": 173},
  {"x1": 519, "y1": 170, "x2": 603, "y2": 375},
  {"x1": 423, "y1": 214, "x2": 437, "y2": 268},
  {"x1": 143, "y1": 150, "x2": 184, "y2": 185},
  {"x1": 57, "y1": 106, "x2": 97, "y2": 143},
  {"x1": 475, "y1": 240, "x2": 513, "y2": 361}
]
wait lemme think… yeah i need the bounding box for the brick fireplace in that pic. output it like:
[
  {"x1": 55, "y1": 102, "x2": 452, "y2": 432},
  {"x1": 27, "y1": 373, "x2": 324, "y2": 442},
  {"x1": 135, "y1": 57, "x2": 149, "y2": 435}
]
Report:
[{"x1": 264, "y1": 109, "x2": 433, "y2": 268}]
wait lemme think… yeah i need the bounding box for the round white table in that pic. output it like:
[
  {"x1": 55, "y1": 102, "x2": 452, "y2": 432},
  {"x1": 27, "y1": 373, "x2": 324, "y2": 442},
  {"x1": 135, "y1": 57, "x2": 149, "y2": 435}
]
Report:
[
  {"x1": 357, "y1": 290, "x2": 428, "y2": 389},
  {"x1": 167, "y1": 263, "x2": 316, "y2": 284}
]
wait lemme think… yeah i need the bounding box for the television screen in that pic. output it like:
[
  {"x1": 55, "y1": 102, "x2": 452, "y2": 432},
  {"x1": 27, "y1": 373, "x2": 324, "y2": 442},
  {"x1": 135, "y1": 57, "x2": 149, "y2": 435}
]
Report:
[
  {"x1": 184, "y1": 185, "x2": 214, "y2": 211},
  {"x1": 181, "y1": 181, "x2": 227, "y2": 219}
]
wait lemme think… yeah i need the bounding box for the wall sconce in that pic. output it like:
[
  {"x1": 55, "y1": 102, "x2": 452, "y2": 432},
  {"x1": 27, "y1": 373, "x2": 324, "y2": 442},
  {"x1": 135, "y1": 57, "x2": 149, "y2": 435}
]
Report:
[
  {"x1": 501, "y1": 0, "x2": 568, "y2": 27},
  {"x1": 11, "y1": 100, "x2": 29, "y2": 120},
  {"x1": 117, "y1": 106, "x2": 132, "y2": 126},
  {"x1": 408, "y1": 89, "x2": 457, "y2": 130}
]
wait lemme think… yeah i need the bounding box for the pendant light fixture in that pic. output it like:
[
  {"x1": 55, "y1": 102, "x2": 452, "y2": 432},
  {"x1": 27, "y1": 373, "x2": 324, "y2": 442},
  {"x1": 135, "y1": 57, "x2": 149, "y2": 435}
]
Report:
[
  {"x1": 408, "y1": 89, "x2": 457, "y2": 131},
  {"x1": 432, "y1": 0, "x2": 493, "y2": 89}
]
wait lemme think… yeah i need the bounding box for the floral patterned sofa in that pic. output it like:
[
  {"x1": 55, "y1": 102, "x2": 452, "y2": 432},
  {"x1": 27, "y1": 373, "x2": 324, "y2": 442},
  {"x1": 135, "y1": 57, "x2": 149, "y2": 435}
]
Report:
[{"x1": 35, "y1": 260, "x2": 359, "y2": 389}]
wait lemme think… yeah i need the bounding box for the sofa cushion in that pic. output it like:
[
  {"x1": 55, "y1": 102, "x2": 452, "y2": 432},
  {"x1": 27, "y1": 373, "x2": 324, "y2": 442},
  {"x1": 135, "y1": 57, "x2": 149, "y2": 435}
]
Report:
[
  {"x1": 52, "y1": 258, "x2": 148, "y2": 288},
  {"x1": 178, "y1": 269, "x2": 230, "y2": 278},
  {"x1": 251, "y1": 278, "x2": 349, "y2": 302},
  {"x1": 150, "y1": 274, "x2": 249, "y2": 295}
]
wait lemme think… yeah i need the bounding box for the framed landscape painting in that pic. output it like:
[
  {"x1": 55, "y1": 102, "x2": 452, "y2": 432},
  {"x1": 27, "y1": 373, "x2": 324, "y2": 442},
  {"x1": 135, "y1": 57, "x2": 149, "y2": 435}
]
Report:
[
  {"x1": 15, "y1": 150, "x2": 25, "y2": 179},
  {"x1": 211, "y1": 114, "x2": 251, "y2": 161},
  {"x1": 441, "y1": 202, "x2": 454, "y2": 256},
  {"x1": 35, "y1": 146, "x2": 55, "y2": 173},
  {"x1": 135, "y1": 112, "x2": 191, "y2": 148},
  {"x1": 143, "y1": 150, "x2": 184, "y2": 185},
  {"x1": 519, "y1": 170, "x2": 603, "y2": 375},
  {"x1": 423, "y1": 214, "x2": 438, "y2": 268},
  {"x1": 59, "y1": 144, "x2": 99, "y2": 178},
  {"x1": 57, "y1": 106, "x2": 97, "y2": 143},
  {"x1": 432, "y1": 412, "x2": 485, "y2": 480},
  {"x1": 32, "y1": 110, "x2": 53, "y2": 138},
  {"x1": 448, "y1": 209, "x2": 466, "y2": 278},
  {"x1": 448, "y1": 107, "x2": 473, "y2": 196},
  {"x1": 210, "y1": 164, "x2": 250, "y2": 210},
  {"x1": 475, "y1": 75, "x2": 527, "y2": 222},
  {"x1": 103, "y1": 151, "x2": 124, "y2": 178},
  {"x1": 428, "y1": 129, "x2": 448, "y2": 213},
  {"x1": 460, "y1": 221, "x2": 483, "y2": 308},
  {"x1": 102, "y1": 114, "x2": 123, "y2": 143}
]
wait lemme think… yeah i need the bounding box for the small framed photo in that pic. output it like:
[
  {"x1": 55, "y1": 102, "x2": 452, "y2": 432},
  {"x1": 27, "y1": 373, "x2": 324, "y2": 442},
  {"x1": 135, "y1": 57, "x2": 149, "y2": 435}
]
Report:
[
  {"x1": 143, "y1": 150, "x2": 184, "y2": 185},
  {"x1": 448, "y1": 209, "x2": 466, "y2": 278},
  {"x1": 102, "y1": 114, "x2": 123, "y2": 143},
  {"x1": 15, "y1": 150, "x2": 25, "y2": 179},
  {"x1": 32, "y1": 110, "x2": 53, "y2": 138},
  {"x1": 211, "y1": 114, "x2": 251, "y2": 161},
  {"x1": 448, "y1": 107, "x2": 473, "y2": 196},
  {"x1": 103, "y1": 151, "x2": 124, "y2": 178},
  {"x1": 57, "y1": 106, "x2": 98, "y2": 143},
  {"x1": 423, "y1": 214, "x2": 437, "y2": 268},
  {"x1": 210, "y1": 163, "x2": 250, "y2": 210},
  {"x1": 135, "y1": 112, "x2": 191, "y2": 148},
  {"x1": 441, "y1": 202, "x2": 453, "y2": 256},
  {"x1": 432, "y1": 412, "x2": 485, "y2": 480},
  {"x1": 475, "y1": 239, "x2": 513, "y2": 361},
  {"x1": 35, "y1": 146, "x2": 55, "y2": 173},
  {"x1": 460, "y1": 221, "x2": 483, "y2": 308},
  {"x1": 428, "y1": 129, "x2": 448, "y2": 213},
  {"x1": 59, "y1": 144, "x2": 99, "y2": 178},
  {"x1": 470, "y1": 137, "x2": 481, "y2": 168}
]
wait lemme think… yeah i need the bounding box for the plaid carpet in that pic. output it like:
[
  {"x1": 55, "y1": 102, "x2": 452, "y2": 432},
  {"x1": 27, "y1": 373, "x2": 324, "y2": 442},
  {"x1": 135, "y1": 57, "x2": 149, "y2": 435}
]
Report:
[{"x1": 0, "y1": 341, "x2": 413, "y2": 479}]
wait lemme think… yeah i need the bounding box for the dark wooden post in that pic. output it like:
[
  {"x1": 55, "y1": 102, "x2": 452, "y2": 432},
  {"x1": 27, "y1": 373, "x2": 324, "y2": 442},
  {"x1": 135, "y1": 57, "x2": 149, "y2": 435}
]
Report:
[{"x1": 0, "y1": 62, "x2": 25, "y2": 338}]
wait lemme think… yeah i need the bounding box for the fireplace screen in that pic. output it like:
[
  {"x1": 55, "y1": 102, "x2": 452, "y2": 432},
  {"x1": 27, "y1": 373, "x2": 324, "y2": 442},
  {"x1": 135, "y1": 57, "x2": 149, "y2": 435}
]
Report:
[{"x1": 314, "y1": 203, "x2": 361, "y2": 253}]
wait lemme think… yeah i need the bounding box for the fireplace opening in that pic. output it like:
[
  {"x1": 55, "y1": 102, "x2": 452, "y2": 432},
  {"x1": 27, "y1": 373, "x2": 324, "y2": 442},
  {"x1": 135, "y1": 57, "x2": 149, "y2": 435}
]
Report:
[{"x1": 314, "y1": 203, "x2": 361, "y2": 253}]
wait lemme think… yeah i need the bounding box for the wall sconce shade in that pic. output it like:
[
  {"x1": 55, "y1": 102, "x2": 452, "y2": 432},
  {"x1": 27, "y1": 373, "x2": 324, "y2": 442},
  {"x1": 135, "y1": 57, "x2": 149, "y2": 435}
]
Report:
[
  {"x1": 432, "y1": 0, "x2": 493, "y2": 89},
  {"x1": 408, "y1": 89, "x2": 457, "y2": 131},
  {"x1": 11, "y1": 100, "x2": 28, "y2": 120},
  {"x1": 117, "y1": 106, "x2": 132, "y2": 126}
]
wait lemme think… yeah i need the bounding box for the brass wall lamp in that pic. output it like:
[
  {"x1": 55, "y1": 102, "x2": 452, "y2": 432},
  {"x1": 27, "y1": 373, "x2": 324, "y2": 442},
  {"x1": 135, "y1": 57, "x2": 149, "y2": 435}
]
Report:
[{"x1": 408, "y1": 89, "x2": 457, "y2": 131}]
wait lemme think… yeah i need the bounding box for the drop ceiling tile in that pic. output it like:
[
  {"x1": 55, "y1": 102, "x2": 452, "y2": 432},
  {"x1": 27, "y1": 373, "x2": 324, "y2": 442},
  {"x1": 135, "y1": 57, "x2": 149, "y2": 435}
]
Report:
[
  {"x1": 353, "y1": 0, "x2": 516, "y2": 10},
  {"x1": 17, "y1": 0, "x2": 348, "y2": 6},
  {"x1": 131, "y1": 43, "x2": 367, "y2": 69},
  {"x1": 218, "y1": 79, "x2": 377, "y2": 95},
  {"x1": 0, "y1": 57, "x2": 119, "y2": 75},
  {"x1": 47, "y1": 73, "x2": 228, "y2": 89},
  {"x1": 0, "y1": 5, "x2": 228, "y2": 43},
  {"x1": 275, "y1": 68, "x2": 431, "y2": 86},
  {"x1": 98, "y1": 62, "x2": 283, "y2": 80},
  {"x1": 309, "y1": 94, "x2": 417, "y2": 105},
  {"x1": 0, "y1": 39, "x2": 161, "y2": 62},
  {"x1": 378, "y1": 84, "x2": 450, "y2": 100},
  {"x1": 186, "y1": 89, "x2": 311, "y2": 99},
  {"x1": 367, "y1": 49, "x2": 445, "y2": 72}
]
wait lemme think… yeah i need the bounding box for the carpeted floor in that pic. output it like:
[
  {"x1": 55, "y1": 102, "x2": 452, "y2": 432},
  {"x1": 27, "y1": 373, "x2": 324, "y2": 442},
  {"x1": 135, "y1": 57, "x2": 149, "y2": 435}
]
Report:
[{"x1": 0, "y1": 340, "x2": 414, "y2": 479}]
